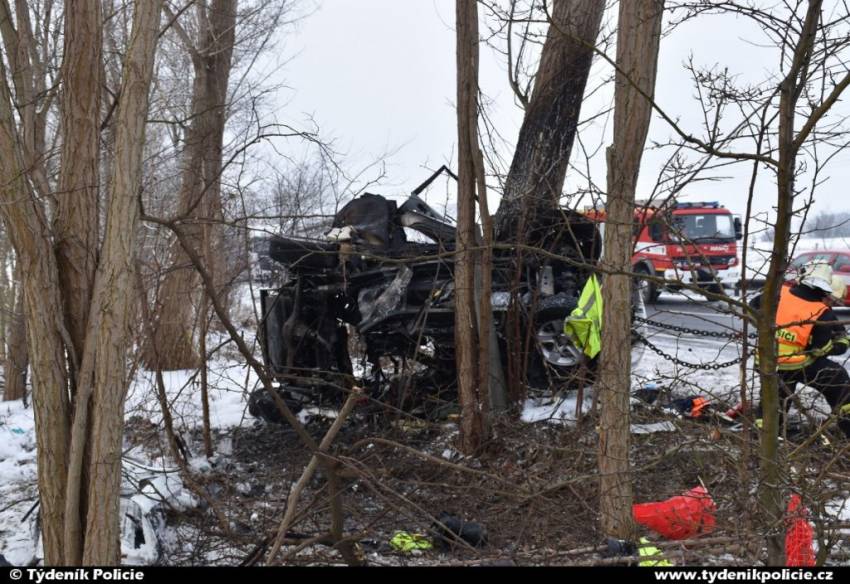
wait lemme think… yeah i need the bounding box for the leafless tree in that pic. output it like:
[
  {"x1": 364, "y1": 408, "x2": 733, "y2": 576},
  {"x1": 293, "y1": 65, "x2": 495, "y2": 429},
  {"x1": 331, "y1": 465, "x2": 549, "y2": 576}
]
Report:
[
  {"x1": 494, "y1": 0, "x2": 604, "y2": 242},
  {"x1": 2, "y1": 265, "x2": 27, "y2": 402},
  {"x1": 597, "y1": 0, "x2": 664, "y2": 541},
  {"x1": 144, "y1": 0, "x2": 239, "y2": 371},
  {"x1": 0, "y1": 0, "x2": 163, "y2": 564},
  {"x1": 644, "y1": 0, "x2": 850, "y2": 564},
  {"x1": 455, "y1": 0, "x2": 489, "y2": 454}
]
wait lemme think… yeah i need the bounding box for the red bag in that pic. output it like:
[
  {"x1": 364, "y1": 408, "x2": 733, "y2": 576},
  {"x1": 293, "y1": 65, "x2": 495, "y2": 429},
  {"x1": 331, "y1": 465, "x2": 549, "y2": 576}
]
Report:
[
  {"x1": 633, "y1": 486, "x2": 717, "y2": 540},
  {"x1": 785, "y1": 495, "x2": 815, "y2": 567}
]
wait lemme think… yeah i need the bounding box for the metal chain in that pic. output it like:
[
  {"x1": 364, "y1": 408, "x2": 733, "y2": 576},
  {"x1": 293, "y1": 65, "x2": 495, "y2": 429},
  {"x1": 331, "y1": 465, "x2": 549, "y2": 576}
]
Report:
[
  {"x1": 634, "y1": 332, "x2": 745, "y2": 370},
  {"x1": 634, "y1": 315, "x2": 758, "y2": 341}
]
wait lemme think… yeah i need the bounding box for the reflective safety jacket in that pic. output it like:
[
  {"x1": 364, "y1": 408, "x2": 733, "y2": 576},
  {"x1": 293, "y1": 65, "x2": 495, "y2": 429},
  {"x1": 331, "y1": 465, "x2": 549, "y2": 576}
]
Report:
[
  {"x1": 776, "y1": 286, "x2": 829, "y2": 370},
  {"x1": 564, "y1": 274, "x2": 603, "y2": 359}
]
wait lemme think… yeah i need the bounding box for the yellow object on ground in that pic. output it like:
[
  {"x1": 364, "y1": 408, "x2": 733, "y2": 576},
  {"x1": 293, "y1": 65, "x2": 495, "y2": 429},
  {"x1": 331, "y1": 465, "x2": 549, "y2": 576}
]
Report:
[
  {"x1": 638, "y1": 537, "x2": 673, "y2": 567},
  {"x1": 389, "y1": 531, "x2": 433, "y2": 553}
]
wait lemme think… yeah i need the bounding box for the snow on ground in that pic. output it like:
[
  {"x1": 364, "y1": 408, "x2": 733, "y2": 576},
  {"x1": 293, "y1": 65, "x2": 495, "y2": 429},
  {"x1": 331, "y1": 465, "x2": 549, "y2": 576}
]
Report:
[
  {"x1": 4, "y1": 271, "x2": 850, "y2": 564},
  {"x1": 0, "y1": 341, "x2": 262, "y2": 565},
  {"x1": 521, "y1": 295, "x2": 850, "y2": 429},
  {"x1": 0, "y1": 399, "x2": 39, "y2": 565},
  {"x1": 522, "y1": 391, "x2": 595, "y2": 426},
  {"x1": 0, "y1": 283, "x2": 267, "y2": 565},
  {"x1": 126, "y1": 351, "x2": 260, "y2": 432}
]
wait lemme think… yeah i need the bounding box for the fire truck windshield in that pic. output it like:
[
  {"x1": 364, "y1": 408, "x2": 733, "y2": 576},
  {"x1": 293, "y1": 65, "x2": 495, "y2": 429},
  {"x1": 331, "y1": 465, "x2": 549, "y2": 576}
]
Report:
[{"x1": 670, "y1": 214, "x2": 736, "y2": 243}]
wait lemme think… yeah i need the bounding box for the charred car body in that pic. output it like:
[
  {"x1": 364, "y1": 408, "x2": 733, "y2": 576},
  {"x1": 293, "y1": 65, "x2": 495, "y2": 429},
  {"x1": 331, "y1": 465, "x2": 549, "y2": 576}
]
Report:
[{"x1": 249, "y1": 186, "x2": 617, "y2": 422}]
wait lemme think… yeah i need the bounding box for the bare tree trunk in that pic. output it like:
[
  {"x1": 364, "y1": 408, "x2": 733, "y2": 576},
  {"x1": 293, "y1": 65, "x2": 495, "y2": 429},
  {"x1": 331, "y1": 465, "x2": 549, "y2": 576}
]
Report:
[
  {"x1": 455, "y1": 0, "x2": 487, "y2": 454},
  {"x1": 475, "y1": 148, "x2": 507, "y2": 413},
  {"x1": 598, "y1": 0, "x2": 664, "y2": 540},
  {"x1": 0, "y1": 238, "x2": 9, "y2": 364},
  {"x1": 3, "y1": 269, "x2": 28, "y2": 402},
  {"x1": 145, "y1": 0, "x2": 237, "y2": 371},
  {"x1": 757, "y1": 0, "x2": 822, "y2": 565},
  {"x1": 0, "y1": 68, "x2": 71, "y2": 565},
  {"x1": 496, "y1": 0, "x2": 603, "y2": 400},
  {"x1": 55, "y1": 0, "x2": 101, "y2": 371},
  {"x1": 77, "y1": 0, "x2": 162, "y2": 564},
  {"x1": 494, "y1": 0, "x2": 604, "y2": 241},
  {"x1": 199, "y1": 298, "x2": 214, "y2": 458},
  {"x1": 52, "y1": 2, "x2": 102, "y2": 561}
]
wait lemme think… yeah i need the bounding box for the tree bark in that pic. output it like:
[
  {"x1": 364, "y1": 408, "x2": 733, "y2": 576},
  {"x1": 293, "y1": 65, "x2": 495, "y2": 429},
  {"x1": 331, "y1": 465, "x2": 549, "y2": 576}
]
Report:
[
  {"x1": 54, "y1": 3, "x2": 101, "y2": 560},
  {"x1": 0, "y1": 238, "x2": 9, "y2": 364},
  {"x1": 3, "y1": 269, "x2": 28, "y2": 402},
  {"x1": 455, "y1": 0, "x2": 488, "y2": 454},
  {"x1": 55, "y1": 0, "x2": 101, "y2": 371},
  {"x1": 757, "y1": 0, "x2": 822, "y2": 565},
  {"x1": 0, "y1": 77, "x2": 71, "y2": 564},
  {"x1": 78, "y1": 0, "x2": 163, "y2": 564},
  {"x1": 494, "y1": 0, "x2": 604, "y2": 241},
  {"x1": 145, "y1": 0, "x2": 237, "y2": 371},
  {"x1": 598, "y1": 0, "x2": 664, "y2": 540}
]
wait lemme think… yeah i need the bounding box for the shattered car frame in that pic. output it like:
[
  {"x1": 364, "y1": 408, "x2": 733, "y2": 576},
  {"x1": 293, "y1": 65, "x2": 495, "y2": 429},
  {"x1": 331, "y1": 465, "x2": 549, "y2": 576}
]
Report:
[{"x1": 249, "y1": 173, "x2": 629, "y2": 422}]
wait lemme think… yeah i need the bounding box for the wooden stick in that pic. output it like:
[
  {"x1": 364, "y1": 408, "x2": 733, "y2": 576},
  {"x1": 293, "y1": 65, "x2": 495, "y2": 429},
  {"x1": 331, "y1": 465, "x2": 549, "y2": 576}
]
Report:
[{"x1": 267, "y1": 388, "x2": 361, "y2": 563}]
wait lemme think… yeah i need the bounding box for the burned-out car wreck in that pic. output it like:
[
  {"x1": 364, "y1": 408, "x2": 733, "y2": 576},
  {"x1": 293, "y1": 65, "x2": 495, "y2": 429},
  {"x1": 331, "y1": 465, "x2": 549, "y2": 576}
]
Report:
[{"x1": 249, "y1": 186, "x2": 618, "y2": 423}]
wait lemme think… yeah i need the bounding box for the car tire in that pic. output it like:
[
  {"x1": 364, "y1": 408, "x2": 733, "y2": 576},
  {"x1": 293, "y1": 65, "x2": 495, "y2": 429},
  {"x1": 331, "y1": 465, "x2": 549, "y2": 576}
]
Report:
[
  {"x1": 526, "y1": 295, "x2": 586, "y2": 390},
  {"x1": 635, "y1": 265, "x2": 660, "y2": 304}
]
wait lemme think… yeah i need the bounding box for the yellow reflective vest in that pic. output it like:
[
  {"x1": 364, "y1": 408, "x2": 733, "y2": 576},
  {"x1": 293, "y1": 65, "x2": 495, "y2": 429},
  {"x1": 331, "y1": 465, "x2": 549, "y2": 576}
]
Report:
[
  {"x1": 564, "y1": 274, "x2": 603, "y2": 359},
  {"x1": 775, "y1": 286, "x2": 829, "y2": 371}
]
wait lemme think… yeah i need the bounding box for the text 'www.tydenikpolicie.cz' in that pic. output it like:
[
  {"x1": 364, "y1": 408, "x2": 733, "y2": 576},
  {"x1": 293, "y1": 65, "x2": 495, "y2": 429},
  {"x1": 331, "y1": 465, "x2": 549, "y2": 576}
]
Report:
[{"x1": 655, "y1": 568, "x2": 834, "y2": 583}]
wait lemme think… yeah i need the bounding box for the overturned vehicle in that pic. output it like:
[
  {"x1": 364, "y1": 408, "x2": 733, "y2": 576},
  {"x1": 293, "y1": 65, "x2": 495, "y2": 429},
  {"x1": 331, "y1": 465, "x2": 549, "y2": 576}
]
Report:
[{"x1": 249, "y1": 185, "x2": 640, "y2": 422}]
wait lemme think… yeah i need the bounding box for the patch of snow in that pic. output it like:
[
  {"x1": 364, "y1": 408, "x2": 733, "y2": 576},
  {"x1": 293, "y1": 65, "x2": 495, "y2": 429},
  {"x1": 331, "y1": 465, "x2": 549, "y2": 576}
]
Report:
[
  {"x1": 189, "y1": 456, "x2": 212, "y2": 474},
  {"x1": 217, "y1": 436, "x2": 233, "y2": 457},
  {"x1": 126, "y1": 354, "x2": 260, "y2": 434},
  {"x1": 0, "y1": 399, "x2": 39, "y2": 565},
  {"x1": 521, "y1": 391, "x2": 594, "y2": 426},
  {"x1": 297, "y1": 406, "x2": 339, "y2": 424},
  {"x1": 631, "y1": 421, "x2": 678, "y2": 434}
]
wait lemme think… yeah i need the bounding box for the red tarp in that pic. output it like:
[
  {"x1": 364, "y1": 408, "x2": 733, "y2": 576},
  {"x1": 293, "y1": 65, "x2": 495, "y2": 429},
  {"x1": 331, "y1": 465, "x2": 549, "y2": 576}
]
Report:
[{"x1": 633, "y1": 486, "x2": 717, "y2": 540}]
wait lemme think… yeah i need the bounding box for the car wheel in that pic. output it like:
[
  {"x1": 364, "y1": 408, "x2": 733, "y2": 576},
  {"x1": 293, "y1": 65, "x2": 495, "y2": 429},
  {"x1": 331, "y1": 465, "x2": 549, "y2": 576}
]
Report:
[
  {"x1": 526, "y1": 295, "x2": 585, "y2": 389},
  {"x1": 634, "y1": 265, "x2": 659, "y2": 304}
]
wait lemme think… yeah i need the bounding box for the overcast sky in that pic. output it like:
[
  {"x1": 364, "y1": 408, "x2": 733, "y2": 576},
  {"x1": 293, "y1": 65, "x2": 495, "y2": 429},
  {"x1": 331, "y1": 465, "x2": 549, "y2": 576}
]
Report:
[{"x1": 265, "y1": 0, "x2": 850, "y2": 230}]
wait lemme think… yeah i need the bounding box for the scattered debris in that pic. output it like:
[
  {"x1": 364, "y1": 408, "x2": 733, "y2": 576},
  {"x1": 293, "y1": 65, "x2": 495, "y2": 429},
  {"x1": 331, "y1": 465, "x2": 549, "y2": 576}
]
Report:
[
  {"x1": 604, "y1": 537, "x2": 637, "y2": 558},
  {"x1": 389, "y1": 531, "x2": 433, "y2": 553},
  {"x1": 633, "y1": 486, "x2": 717, "y2": 540},
  {"x1": 638, "y1": 537, "x2": 673, "y2": 567},
  {"x1": 664, "y1": 396, "x2": 712, "y2": 419},
  {"x1": 633, "y1": 382, "x2": 662, "y2": 404},
  {"x1": 631, "y1": 421, "x2": 678, "y2": 435},
  {"x1": 430, "y1": 513, "x2": 487, "y2": 549}
]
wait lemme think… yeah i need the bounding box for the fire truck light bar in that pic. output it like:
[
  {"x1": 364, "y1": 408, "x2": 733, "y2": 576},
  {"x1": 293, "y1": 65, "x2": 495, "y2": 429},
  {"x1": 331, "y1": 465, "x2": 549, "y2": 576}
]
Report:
[{"x1": 674, "y1": 201, "x2": 721, "y2": 209}]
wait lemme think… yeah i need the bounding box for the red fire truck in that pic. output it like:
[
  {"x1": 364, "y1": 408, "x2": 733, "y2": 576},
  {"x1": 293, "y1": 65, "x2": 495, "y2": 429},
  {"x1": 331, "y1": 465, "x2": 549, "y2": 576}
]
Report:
[{"x1": 585, "y1": 200, "x2": 743, "y2": 302}]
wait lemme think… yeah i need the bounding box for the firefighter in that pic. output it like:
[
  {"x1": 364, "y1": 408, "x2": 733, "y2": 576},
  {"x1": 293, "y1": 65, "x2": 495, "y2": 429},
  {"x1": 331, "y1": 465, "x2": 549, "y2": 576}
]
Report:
[{"x1": 753, "y1": 262, "x2": 850, "y2": 437}]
